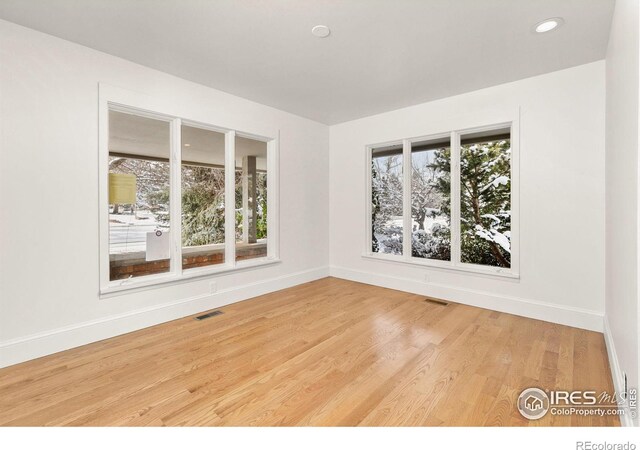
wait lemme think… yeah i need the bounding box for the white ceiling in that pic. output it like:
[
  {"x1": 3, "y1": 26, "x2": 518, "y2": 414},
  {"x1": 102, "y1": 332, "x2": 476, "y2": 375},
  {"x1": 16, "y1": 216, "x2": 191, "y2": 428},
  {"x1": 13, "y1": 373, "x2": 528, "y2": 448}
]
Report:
[{"x1": 0, "y1": 0, "x2": 614, "y2": 125}]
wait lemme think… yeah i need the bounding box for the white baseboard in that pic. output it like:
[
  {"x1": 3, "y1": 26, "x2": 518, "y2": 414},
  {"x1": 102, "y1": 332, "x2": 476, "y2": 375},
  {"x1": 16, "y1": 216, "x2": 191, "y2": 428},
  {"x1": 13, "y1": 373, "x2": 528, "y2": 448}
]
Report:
[
  {"x1": 0, "y1": 266, "x2": 330, "y2": 369},
  {"x1": 330, "y1": 265, "x2": 604, "y2": 332},
  {"x1": 603, "y1": 316, "x2": 635, "y2": 427}
]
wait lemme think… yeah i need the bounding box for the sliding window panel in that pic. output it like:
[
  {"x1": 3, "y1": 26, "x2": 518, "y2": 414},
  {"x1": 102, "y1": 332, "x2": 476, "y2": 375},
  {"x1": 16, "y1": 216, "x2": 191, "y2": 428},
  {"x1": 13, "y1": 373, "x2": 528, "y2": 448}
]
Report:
[
  {"x1": 108, "y1": 110, "x2": 171, "y2": 280},
  {"x1": 371, "y1": 144, "x2": 404, "y2": 255},
  {"x1": 410, "y1": 137, "x2": 451, "y2": 261},
  {"x1": 181, "y1": 124, "x2": 227, "y2": 270},
  {"x1": 235, "y1": 136, "x2": 268, "y2": 261},
  {"x1": 459, "y1": 128, "x2": 511, "y2": 268}
]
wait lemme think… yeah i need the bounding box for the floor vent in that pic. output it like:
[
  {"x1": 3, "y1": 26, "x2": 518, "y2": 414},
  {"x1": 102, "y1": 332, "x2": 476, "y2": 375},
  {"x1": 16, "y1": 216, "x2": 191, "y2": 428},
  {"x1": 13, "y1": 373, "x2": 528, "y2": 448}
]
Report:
[
  {"x1": 195, "y1": 310, "x2": 224, "y2": 320},
  {"x1": 425, "y1": 298, "x2": 449, "y2": 306}
]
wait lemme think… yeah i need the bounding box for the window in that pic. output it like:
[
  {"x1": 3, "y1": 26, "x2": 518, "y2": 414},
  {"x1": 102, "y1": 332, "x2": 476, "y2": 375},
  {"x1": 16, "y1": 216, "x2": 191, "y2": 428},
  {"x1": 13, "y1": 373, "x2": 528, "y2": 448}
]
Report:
[
  {"x1": 100, "y1": 95, "x2": 278, "y2": 294},
  {"x1": 181, "y1": 124, "x2": 227, "y2": 270},
  {"x1": 371, "y1": 144, "x2": 403, "y2": 255},
  {"x1": 459, "y1": 130, "x2": 511, "y2": 268},
  {"x1": 411, "y1": 136, "x2": 451, "y2": 261},
  {"x1": 367, "y1": 123, "x2": 518, "y2": 277},
  {"x1": 235, "y1": 135, "x2": 268, "y2": 261},
  {"x1": 108, "y1": 111, "x2": 172, "y2": 281}
]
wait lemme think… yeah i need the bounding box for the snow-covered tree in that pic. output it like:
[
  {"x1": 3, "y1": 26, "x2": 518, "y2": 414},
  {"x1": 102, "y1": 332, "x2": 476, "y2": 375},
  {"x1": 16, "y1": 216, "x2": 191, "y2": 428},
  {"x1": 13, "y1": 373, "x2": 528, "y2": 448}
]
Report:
[
  {"x1": 181, "y1": 165, "x2": 225, "y2": 246},
  {"x1": 459, "y1": 140, "x2": 511, "y2": 267},
  {"x1": 427, "y1": 140, "x2": 511, "y2": 267},
  {"x1": 411, "y1": 148, "x2": 451, "y2": 260},
  {"x1": 371, "y1": 155, "x2": 403, "y2": 254},
  {"x1": 412, "y1": 157, "x2": 443, "y2": 230}
]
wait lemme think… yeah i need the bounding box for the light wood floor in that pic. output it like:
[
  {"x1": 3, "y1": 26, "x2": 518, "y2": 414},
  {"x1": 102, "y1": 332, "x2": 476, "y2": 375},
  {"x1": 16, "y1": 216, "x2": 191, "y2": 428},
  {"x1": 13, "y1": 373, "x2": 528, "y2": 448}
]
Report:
[{"x1": 0, "y1": 277, "x2": 617, "y2": 426}]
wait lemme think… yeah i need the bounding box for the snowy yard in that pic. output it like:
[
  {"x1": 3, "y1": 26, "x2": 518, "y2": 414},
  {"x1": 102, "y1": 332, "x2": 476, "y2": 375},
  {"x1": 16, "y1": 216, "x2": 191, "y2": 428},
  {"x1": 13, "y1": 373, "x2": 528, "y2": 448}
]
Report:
[{"x1": 109, "y1": 210, "x2": 168, "y2": 254}]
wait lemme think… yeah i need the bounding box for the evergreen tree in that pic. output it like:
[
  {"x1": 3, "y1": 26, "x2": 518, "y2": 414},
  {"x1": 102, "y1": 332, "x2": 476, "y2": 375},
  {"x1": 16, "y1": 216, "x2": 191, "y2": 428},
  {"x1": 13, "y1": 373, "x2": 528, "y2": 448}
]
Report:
[
  {"x1": 427, "y1": 140, "x2": 511, "y2": 267},
  {"x1": 459, "y1": 140, "x2": 511, "y2": 267}
]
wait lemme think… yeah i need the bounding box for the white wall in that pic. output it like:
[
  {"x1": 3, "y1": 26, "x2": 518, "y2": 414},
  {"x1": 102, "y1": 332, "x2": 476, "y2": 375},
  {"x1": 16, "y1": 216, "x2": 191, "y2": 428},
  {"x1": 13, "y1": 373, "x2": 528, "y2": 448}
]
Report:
[
  {"x1": 0, "y1": 20, "x2": 330, "y2": 367},
  {"x1": 604, "y1": 0, "x2": 639, "y2": 427},
  {"x1": 329, "y1": 62, "x2": 606, "y2": 332}
]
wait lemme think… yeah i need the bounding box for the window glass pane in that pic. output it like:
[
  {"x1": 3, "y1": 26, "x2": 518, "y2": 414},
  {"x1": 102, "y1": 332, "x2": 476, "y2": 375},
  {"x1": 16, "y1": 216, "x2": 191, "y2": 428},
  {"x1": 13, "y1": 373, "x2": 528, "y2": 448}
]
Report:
[
  {"x1": 181, "y1": 125, "x2": 226, "y2": 270},
  {"x1": 411, "y1": 138, "x2": 451, "y2": 261},
  {"x1": 371, "y1": 145, "x2": 403, "y2": 255},
  {"x1": 108, "y1": 110, "x2": 171, "y2": 280},
  {"x1": 235, "y1": 136, "x2": 268, "y2": 261},
  {"x1": 460, "y1": 129, "x2": 511, "y2": 268}
]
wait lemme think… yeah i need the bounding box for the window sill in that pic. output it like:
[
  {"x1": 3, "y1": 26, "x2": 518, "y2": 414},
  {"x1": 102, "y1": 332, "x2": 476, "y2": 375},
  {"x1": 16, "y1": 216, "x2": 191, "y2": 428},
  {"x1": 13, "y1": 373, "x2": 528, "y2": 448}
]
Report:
[
  {"x1": 361, "y1": 252, "x2": 519, "y2": 280},
  {"x1": 100, "y1": 257, "x2": 281, "y2": 298}
]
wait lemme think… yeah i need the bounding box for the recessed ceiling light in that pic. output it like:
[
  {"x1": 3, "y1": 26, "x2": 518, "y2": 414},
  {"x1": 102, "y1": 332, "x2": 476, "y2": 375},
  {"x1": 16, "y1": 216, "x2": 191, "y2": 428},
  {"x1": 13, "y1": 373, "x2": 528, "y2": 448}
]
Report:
[
  {"x1": 534, "y1": 17, "x2": 564, "y2": 33},
  {"x1": 311, "y1": 25, "x2": 331, "y2": 38},
  {"x1": 184, "y1": 143, "x2": 191, "y2": 147}
]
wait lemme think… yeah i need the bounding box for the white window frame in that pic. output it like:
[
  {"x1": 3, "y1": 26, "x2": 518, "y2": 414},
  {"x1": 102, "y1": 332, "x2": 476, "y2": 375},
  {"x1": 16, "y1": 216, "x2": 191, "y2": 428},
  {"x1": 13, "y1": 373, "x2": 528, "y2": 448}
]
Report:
[
  {"x1": 364, "y1": 119, "x2": 520, "y2": 279},
  {"x1": 98, "y1": 84, "x2": 280, "y2": 296}
]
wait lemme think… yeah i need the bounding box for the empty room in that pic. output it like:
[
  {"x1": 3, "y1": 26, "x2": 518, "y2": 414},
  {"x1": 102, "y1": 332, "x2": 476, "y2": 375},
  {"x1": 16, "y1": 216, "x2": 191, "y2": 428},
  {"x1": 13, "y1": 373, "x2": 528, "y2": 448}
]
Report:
[{"x1": 0, "y1": 0, "x2": 639, "y2": 446}]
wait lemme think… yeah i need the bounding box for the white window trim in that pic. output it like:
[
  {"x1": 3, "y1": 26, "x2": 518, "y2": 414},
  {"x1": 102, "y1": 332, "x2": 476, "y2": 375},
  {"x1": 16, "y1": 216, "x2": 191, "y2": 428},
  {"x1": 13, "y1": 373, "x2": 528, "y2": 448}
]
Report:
[
  {"x1": 98, "y1": 84, "x2": 280, "y2": 296},
  {"x1": 363, "y1": 116, "x2": 520, "y2": 279}
]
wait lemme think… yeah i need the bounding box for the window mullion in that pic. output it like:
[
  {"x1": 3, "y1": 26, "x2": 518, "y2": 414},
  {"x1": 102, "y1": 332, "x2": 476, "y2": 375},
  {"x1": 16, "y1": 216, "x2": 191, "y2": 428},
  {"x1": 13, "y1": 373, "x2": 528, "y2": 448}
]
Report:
[
  {"x1": 451, "y1": 131, "x2": 461, "y2": 265},
  {"x1": 170, "y1": 118, "x2": 183, "y2": 276},
  {"x1": 402, "y1": 139, "x2": 412, "y2": 259},
  {"x1": 225, "y1": 130, "x2": 236, "y2": 266}
]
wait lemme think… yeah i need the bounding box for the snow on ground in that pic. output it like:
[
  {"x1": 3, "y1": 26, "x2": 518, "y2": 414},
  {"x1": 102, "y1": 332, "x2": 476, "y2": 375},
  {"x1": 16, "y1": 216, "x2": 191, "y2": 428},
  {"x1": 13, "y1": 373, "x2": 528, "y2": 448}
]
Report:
[
  {"x1": 109, "y1": 210, "x2": 167, "y2": 254},
  {"x1": 375, "y1": 215, "x2": 449, "y2": 255}
]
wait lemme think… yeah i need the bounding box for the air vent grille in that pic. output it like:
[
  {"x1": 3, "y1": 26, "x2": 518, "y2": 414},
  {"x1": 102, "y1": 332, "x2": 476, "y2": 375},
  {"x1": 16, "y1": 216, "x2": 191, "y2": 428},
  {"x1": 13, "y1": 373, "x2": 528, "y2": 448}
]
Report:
[
  {"x1": 195, "y1": 310, "x2": 224, "y2": 320},
  {"x1": 425, "y1": 298, "x2": 449, "y2": 306}
]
